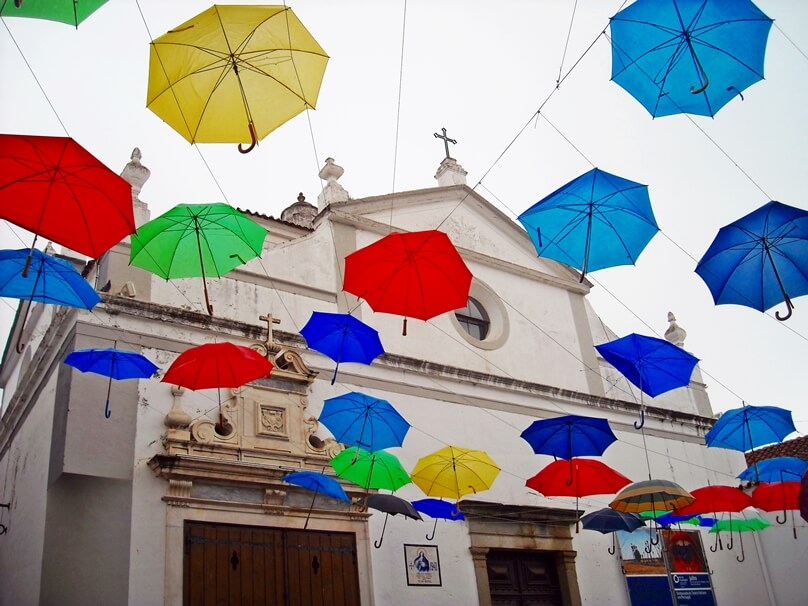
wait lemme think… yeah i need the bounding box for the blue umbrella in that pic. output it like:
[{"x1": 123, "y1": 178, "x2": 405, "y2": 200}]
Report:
[
  {"x1": 706, "y1": 405, "x2": 796, "y2": 456},
  {"x1": 581, "y1": 507, "x2": 645, "y2": 554},
  {"x1": 738, "y1": 457, "x2": 808, "y2": 484},
  {"x1": 412, "y1": 498, "x2": 465, "y2": 540},
  {"x1": 300, "y1": 311, "x2": 384, "y2": 384},
  {"x1": 64, "y1": 348, "x2": 159, "y2": 418},
  {"x1": 610, "y1": 0, "x2": 773, "y2": 117},
  {"x1": 596, "y1": 333, "x2": 700, "y2": 429},
  {"x1": 695, "y1": 201, "x2": 808, "y2": 322},
  {"x1": 0, "y1": 248, "x2": 101, "y2": 352},
  {"x1": 283, "y1": 470, "x2": 350, "y2": 529},
  {"x1": 319, "y1": 391, "x2": 410, "y2": 452},
  {"x1": 518, "y1": 168, "x2": 658, "y2": 282}
]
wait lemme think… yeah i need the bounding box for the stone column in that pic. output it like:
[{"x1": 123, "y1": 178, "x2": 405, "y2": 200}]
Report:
[
  {"x1": 470, "y1": 546, "x2": 492, "y2": 606},
  {"x1": 556, "y1": 550, "x2": 583, "y2": 606}
]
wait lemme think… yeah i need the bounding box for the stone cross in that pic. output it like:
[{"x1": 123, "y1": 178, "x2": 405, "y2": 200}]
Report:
[
  {"x1": 260, "y1": 314, "x2": 282, "y2": 353},
  {"x1": 433, "y1": 127, "x2": 457, "y2": 159}
]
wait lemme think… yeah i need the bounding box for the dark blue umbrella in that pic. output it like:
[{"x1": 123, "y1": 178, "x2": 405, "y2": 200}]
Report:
[
  {"x1": 695, "y1": 201, "x2": 808, "y2": 322},
  {"x1": 300, "y1": 311, "x2": 384, "y2": 384},
  {"x1": 412, "y1": 498, "x2": 465, "y2": 540},
  {"x1": 319, "y1": 391, "x2": 409, "y2": 452},
  {"x1": 64, "y1": 348, "x2": 159, "y2": 418},
  {"x1": 706, "y1": 405, "x2": 796, "y2": 454},
  {"x1": 1, "y1": 248, "x2": 101, "y2": 352},
  {"x1": 610, "y1": 0, "x2": 773, "y2": 117},
  {"x1": 596, "y1": 333, "x2": 700, "y2": 429},
  {"x1": 738, "y1": 457, "x2": 808, "y2": 484},
  {"x1": 518, "y1": 168, "x2": 658, "y2": 282},
  {"x1": 283, "y1": 470, "x2": 350, "y2": 529},
  {"x1": 581, "y1": 507, "x2": 645, "y2": 554}
]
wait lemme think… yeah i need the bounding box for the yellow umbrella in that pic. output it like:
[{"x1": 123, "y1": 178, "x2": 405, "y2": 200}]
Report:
[
  {"x1": 410, "y1": 445, "x2": 500, "y2": 501},
  {"x1": 147, "y1": 5, "x2": 329, "y2": 153}
]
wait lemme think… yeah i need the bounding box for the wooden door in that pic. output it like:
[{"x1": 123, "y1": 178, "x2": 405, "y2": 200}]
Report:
[
  {"x1": 486, "y1": 549, "x2": 564, "y2": 606},
  {"x1": 184, "y1": 521, "x2": 360, "y2": 606}
]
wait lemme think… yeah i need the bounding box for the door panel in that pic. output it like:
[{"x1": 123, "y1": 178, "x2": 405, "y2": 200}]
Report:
[{"x1": 487, "y1": 550, "x2": 563, "y2": 606}]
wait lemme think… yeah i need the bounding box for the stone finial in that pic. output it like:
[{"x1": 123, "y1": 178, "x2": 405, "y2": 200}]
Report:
[
  {"x1": 435, "y1": 157, "x2": 468, "y2": 186},
  {"x1": 120, "y1": 147, "x2": 151, "y2": 203},
  {"x1": 280, "y1": 193, "x2": 317, "y2": 228},
  {"x1": 316, "y1": 157, "x2": 350, "y2": 210},
  {"x1": 165, "y1": 386, "x2": 191, "y2": 429},
  {"x1": 664, "y1": 311, "x2": 687, "y2": 347}
]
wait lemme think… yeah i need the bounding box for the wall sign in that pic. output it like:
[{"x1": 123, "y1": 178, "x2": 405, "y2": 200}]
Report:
[{"x1": 404, "y1": 544, "x2": 441, "y2": 586}]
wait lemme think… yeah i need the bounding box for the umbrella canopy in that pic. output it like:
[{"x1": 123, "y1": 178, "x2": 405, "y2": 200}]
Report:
[
  {"x1": 318, "y1": 391, "x2": 410, "y2": 452},
  {"x1": 708, "y1": 517, "x2": 770, "y2": 534},
  {"x1": 130, "y1": 203, "x2": 267, "y2": 315},
  {"x1": 526, "y1": 459, "x2": 631, "y2": 498},
  {"x1": 738, "y1": 457, "x2": 808, "y2": 484},
  {"x1": 147, "y1": 5, "x2": 328, "y2": 152},
  {"x1": 652, "y1": 511, "x2": 700, "y2": 527},
  {"x1": 282, "y1": 471, "x2": 349, "y2": 502},
  {"x1": 410, "y1": 445, "x2": 500, "y2": 501},
  {"x1": 300, "y1": 312, "x2": 384, "y2": 384},
  {"x1": 0, "y1": 0, "x2": 108, "y2": 26},
  {"x1": 672, "y1": 485, "x2": 752, "y2": 517},
  {"x1": 411, "y1": 498, "x2": 465, "y2": 521},
  {"x1": 610, "y1": 479, "x2": 695, "y2": 514},
  {"x1": 581, "y1": 508, "x2": 645, "y2": 534},
  {"x1": 161, "y1": 342, "x2": 273, "y2": 390},
  {"x1": 343, "y1": 230, "x2": 472, "y2": 335},
  {"x1": 751, "y1": 481, "x2": 800, "y2": 513},
  {"x1": 0, "y1": 134, "x2": 134, "y2": 259},
  {"x1": 520, "y1": 414, "x2": 617, "y2": 459},
  {"x1": 329, "y1": 447, "x2": 411, "y2": 492},
  {"x1": 695, "y1": 201, "x2": 808, "y2": 322},
  {"x1": 609, "y1": 0, "x2": 773, "y2": 117},
  {"x1": 517, "y1": 168, "x2": 658, "y2": 281},
  {"x1": 64, "y1": 347, "x2": 159, "y2": 419},
  {"x1": 366, "y1": 494, "x2": 422, "y2": 520},
  {"x1": 705, "y1": 405, "x2": 796, "y2": 452}
]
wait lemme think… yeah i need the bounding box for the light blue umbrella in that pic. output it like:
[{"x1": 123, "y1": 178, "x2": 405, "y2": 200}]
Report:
[
  {"x1": 518, "y1": 168, "x2": 658, "y2": 282},
  {"x1": 706, "y1": 405, "x2": 796, "y2": 452},
  {"x1": 319, "y1": 391, "x2": 410, "y2": 452},
  {"x1": 738, "y1": 457, "x2": 808, "y2": 484}
]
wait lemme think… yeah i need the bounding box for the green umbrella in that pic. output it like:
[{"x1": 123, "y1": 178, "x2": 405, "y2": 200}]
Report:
[
  {"x1": 0, "y1": 0, "x2": 108, "y2": 27},
  {"x1": 329, "y1": 447, "x2": 411, "y2": 491},
  {"x1": 708, "y1": 516, "x2": 770, "y2": 563},
  {"x1": 130, "y1": 203, "x2": 267, "y2": 315}
]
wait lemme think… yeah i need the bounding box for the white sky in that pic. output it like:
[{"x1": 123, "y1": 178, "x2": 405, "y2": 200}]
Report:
[{"x1": 1, "y1": 0, "x2": 807, "y2": 437}]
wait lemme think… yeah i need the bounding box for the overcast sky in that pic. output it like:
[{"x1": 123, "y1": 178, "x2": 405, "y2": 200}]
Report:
[{"x1": 1, "y1": 0, "x2": 807, "y2": 437}]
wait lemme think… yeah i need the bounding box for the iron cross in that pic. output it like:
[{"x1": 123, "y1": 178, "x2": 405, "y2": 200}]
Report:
[{"x1": 433, "y1": 127, "x2": 457, "y2": 159}]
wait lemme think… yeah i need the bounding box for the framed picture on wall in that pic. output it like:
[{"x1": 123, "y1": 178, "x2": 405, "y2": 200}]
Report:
[{"x1": 404, "y1": 544, "x2": 441, "y2": 586}]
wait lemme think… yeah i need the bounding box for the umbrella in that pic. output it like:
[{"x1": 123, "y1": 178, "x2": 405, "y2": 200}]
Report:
[
  {"x1": 147, "y1": 5, "x2": 328, "y2": 152},
  {"x1": 300, "y1": 312, "x2": 384, "y2": 384},
  {"x1": 366, "y1": 494, "x2": 422, "y2": 548},
  {"x1": 595, "y1": 333, "x2": 699, "y2": 429},
  {"x1": 282, "y1": 471, "x2": 349, "y2": 530},
  {"x1": 738, "y1": 457, "x2": 808, "y2": 484},
  {"x1": 329, "y1": 447, "x2": 411, "y2": 492},
  {"x1": 695, "y1": 201, "x2": 808, "y2": 322},
  {"x1": 0, "y1": 134, "x2": 134, "y2": 262},
  {"x1": 410, "y1": 445, "x2": 500, "y2": 501},
  {"x1": 520, "y1": 414, "x2": 617, "y2": 481},
  {"x1": 581, "y1": 507, "x2": 645, "y2": 554},
  {"x1": 161, "y1": 342, "x2": 273, "y2": 390},
  {"x1": 709, "y1": 516, "x2": 770, "y2": 563},
  {"x1": 517, "y1": 168, "x2": 658, "y2": 281},
  {"x1": 64, "y1": 347, "x2": 159, "y2": 418},
  {"x1": 319, "y1": 392, "x2": 410, "y2": 453},
  {"x1": 671, "y1": 485, "x2": 752, "y2": 518},
  {"x1": 343, "y1": 230, "x2": 472, "y2": 335},
  {"x1": 0, "y1": 247, "x2": 101, "y2": 352},
  {"x1": 610, "y1": 479, "x2": 695, "y2": 514},
  {"x1": 527, "y1": 458, "x2": 631, "y2": 532},
  {"x1": 130, "y1": 203, "x2": 267, "y2": 315},
  {"x1": 0, "y1": 0, "x2": 108, "y2": 26},
  {"x1": 800, "y1": 471, "x2": 808, "y2": 524},
  {"x1": 752, "y1": 481, "x2": 801, "y2": 539},
  {"x1": 609, "y1": 0, "x2": 773, "y2": 117},
  {"x1": 705, "y1": 405, "x2": 796, "y2": 480},
  {"x1": 411, "y1": 498, "x2": 465, "y2": 541}
]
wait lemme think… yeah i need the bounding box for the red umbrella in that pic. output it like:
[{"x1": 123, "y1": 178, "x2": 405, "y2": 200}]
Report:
[
  {"x1": 161, "y1": 342, "x2": 273, "y2": 390},
  {"x1": 343, "y1": 230, "x2": 472, "y2": 335},
  {"x1": 0, "y1": 134, "x2": 135, "y2": 264},
  {"x1": 526, "y1": 458, "x2": 631, "y2": 532},
  {"x1": 752, "y1": 481, "x2": 801, "y2": 539},
  {"x1": 672, "y1": 485, "x2": 752, "y2": 517}
]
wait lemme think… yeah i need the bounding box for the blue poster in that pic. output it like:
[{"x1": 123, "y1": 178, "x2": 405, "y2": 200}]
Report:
[
  {"x1": 626, "y1": 576, "x2": 675, "y2": 606},
  {"x1": 670, "y1": 573, "x2": 716, "y2": 606}
]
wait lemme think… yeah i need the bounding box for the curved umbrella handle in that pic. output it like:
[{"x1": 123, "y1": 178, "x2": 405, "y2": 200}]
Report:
[
  {"x1": 0, "y1": 523, "x2": 6, "y2": 535},
  {"x1": 689, "y1": 51, "x2": 710, "y2": 94},
  {"x1": 238, "y1": 121, "x2": 258, "y2": 154},
  {"x1": 776, "y1": 510, "x2": 787, "y2": 525},
  {"x1": 710, "y1": 532, "x2": 719, "y2": 552},
  {"x1": 736, "y1": 532, "x2": 745, "y2": 563},
  {"x1": 608, "y1": 534, "x2": 616, "y2": 555},
  {"x1": 726, "y1": 530, "x2": 734, "y2": 551},
  {"x1": 374, "y1": 513, "x2": 390, "y2": 549},
  {"x1": 775, "y1": 297, "x2": 794, "y2": 322},
  {"x1": 426, "y1": 518, "x2": 438, "y2": 541},
  {"x1": 633, "y1": 408, "x2": 645, "y2": 430}
]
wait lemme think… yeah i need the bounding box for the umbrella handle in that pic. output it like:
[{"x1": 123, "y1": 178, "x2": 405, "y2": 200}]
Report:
[
  {"x1": 0, "y1": 523, "x2": 6, "y2": 535},
  {"x1": 426, "y1": 518, "x2": 438, "y2": 541},
  {"x1": 710, "y1": 532, "x2": 719, "y2": 552},
  {"x1": 607, "y1": 534, "x2": 616, "y2": 555},
  {"x1": 775, "y1": 296, "x2": 794, "y2": 322},
  {"x1": 374, "y1": 513, "x2": 389, "y2": 549},
  {"x1": 726, "y1": 530, "x2": 734, "y2": 551},
  {"x1": 775, "y1": 510, "x2": 787, "y2": 525},
  {"x1": 633, "y1": 408, "x2": 645, "y2": 430},
  {"x1": 238, "y1": 121, "x2": 258, "y2": 154},
  {"x1": 402, "y1": 318, "x2": 407, "y2": 336},
  {"x1": 736, "y1": 532, "x2": 745, "y2": 563},
  {"x1": 689, "y1": 50, "x2": 710, "y2": 95},
  {"x1": 14, "y1": 298, "x2": 34, "y2": 354}
]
